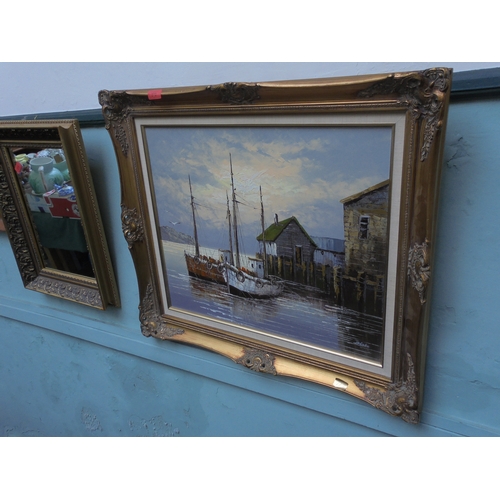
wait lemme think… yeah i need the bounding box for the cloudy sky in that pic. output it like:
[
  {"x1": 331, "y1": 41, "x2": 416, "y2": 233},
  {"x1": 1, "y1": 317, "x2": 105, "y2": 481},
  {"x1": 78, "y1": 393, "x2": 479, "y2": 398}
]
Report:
[{"x1": 145, "y1": 125, "x2": 392, "y2": 252}]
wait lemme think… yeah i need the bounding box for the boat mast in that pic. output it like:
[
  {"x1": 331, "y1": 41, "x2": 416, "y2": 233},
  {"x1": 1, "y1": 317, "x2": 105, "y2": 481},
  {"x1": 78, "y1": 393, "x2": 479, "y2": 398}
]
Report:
[
  {"x1": 260, "y1": 185, "x2": 267, "y2": 277},
  {"x1": 226, "y1": 191, "x2": 234, "y2": 266},
  {"x1": 229, "y1": 154, "x2": 241, "y2": 269},
  {"x1": 188, "y1": 175, "x2": 200, "y2": 257}
]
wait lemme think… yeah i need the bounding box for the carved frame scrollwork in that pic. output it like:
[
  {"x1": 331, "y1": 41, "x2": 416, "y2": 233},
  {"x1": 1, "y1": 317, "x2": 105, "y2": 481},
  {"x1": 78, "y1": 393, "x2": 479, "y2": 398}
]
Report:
[
  {"x1": 0, "y1": 164, "x2": 37, "y2": 284},
  {"x1": 208, "y1": 82, "x2": 261, "y2": 105},
  {"x1": 101, "y1": 69, "x2": 451, "y2": 423},
  {"x1": 358, "y1": 68, "x2": 450, "y2": 161},
  {"x1": 98, "y1": 90, "x2": 134, "y2": 157},
  {"x1": 121, "y1": 204, "x2": 144, "y2": 249},
  {"x1": 139, "y1": 283, "x2": 184, "y2": 339},
  {"x1": 355, "y1": 354, "x2": 419, "y2": 424},
  {"x1": 236, "y1": 348, "x2": 277, "y2": 375},
  {"x1": 408, "y1": 239, "x2": 431, "y2": 305}
]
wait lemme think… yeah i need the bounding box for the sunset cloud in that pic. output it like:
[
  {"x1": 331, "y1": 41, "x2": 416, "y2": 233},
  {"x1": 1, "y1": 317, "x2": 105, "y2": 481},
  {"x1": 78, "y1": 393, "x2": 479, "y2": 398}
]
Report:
[{"x1": 147, "y1": 125, "x2": 391, "y2": 249}]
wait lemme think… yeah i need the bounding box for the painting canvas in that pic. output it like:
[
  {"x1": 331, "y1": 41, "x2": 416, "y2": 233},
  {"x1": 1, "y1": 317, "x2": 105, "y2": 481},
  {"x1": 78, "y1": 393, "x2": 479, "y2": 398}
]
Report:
[{"x1": 144, "y1": 124, "x2": 393, "y2": 364}]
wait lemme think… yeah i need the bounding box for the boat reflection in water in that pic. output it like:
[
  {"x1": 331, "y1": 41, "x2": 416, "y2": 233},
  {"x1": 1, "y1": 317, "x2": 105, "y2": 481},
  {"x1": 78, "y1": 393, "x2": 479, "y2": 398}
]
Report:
[{"x1": 163, "y1": 241, "x2": 383, "y2": 363}]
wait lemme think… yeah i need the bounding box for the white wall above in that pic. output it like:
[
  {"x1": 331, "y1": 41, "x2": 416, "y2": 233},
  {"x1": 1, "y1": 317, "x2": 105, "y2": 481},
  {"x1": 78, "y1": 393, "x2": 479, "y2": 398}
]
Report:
[{"x1": 1, "y1": 62, "x2": 499, "y2": 117}]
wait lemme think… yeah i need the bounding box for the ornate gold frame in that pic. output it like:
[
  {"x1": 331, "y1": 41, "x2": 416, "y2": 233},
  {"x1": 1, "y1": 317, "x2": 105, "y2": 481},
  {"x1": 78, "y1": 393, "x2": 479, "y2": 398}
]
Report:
[
  {"x1": 0, "y1": 120, "x2": 120, "y2": 309},
  {"x1": 100, "y1": 68, "x2": 451, "y2": 422}
]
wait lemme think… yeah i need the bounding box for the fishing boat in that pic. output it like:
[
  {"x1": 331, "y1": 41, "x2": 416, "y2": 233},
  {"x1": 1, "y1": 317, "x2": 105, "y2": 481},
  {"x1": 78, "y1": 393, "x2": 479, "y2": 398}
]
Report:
[
  {"x1": 184, "y1": 175, "x2": 226, "y2": 284},
  {"x1": 223, "y1": 154, "x2": 283, "y2": 299}
]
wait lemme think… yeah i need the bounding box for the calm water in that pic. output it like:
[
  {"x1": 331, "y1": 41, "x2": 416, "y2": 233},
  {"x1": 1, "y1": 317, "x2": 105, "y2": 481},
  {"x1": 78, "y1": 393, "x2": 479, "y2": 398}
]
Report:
[{"x1": 162, "y1": 241, "x2": 383, "y2": 362}]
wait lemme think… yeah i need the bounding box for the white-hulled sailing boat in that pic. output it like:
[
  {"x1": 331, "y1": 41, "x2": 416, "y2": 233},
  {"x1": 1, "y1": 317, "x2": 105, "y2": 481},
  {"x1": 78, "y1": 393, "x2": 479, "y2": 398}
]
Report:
[{"x1": 223, "y1": 154, "x2": 283, "y2": 298}]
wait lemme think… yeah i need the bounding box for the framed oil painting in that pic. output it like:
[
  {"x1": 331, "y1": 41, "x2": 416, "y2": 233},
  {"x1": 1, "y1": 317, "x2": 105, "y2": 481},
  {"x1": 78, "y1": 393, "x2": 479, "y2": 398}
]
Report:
[
  {"x1": 100, "y1": 68, "x2": 452, "y2": 423},
  {"x1": 0, "y1": 120, "x2": 120, "y2": 309}
]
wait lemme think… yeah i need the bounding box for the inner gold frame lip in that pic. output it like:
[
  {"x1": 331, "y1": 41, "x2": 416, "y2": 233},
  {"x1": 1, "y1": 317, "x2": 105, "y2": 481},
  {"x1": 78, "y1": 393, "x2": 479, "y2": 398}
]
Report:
[{"x1": 135, "y1": 110, "x2": 407, "y2": 379}]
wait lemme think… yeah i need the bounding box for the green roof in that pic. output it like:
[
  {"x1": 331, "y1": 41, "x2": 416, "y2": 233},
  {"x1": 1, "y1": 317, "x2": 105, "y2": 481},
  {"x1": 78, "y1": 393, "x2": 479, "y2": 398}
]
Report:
[{"x1": 256, "y1": 216, "x2": 317, "y2": 247}]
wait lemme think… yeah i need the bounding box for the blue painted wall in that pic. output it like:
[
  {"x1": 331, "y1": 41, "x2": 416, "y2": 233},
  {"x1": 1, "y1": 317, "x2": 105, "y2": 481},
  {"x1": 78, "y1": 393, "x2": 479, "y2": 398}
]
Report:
[{"x1": 1, "y1": 63, "x2": 499, "y2": 436}]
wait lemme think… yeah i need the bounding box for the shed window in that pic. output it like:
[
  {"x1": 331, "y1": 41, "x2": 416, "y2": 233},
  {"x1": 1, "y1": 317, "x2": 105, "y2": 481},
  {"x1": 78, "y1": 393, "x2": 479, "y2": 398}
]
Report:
[{"x1": 359, "y1": 216, "x2": 370, "y2": 239}]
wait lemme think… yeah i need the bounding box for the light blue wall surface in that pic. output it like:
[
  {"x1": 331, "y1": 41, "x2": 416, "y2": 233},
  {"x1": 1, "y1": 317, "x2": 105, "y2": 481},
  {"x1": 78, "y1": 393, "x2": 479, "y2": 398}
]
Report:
[{"x1": 1, "y1": 63, "x2": 499, "y2": 436}]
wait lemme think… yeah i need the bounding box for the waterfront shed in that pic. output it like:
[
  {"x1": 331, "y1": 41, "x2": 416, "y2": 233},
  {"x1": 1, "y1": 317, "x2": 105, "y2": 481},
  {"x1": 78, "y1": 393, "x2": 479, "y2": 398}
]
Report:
[
  {"x1": 340, "y1": 179, "x2": 390, "y2": 316},
  {"x1": 256, "y1": 215, "x2": 317, "y2": 264},
  {"x1": 340, "y1": 179, "x2": 389, "y2": 278}
]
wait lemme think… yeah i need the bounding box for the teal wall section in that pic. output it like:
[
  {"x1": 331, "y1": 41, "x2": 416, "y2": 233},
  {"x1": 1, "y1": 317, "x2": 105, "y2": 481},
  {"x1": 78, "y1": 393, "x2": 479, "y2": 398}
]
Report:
[
  {"x1": 423, "y1": 97, "x2": 500, "y2": 433},
  {"x1": 1, "y1": 65, "x2": 500, "y2": 436}
]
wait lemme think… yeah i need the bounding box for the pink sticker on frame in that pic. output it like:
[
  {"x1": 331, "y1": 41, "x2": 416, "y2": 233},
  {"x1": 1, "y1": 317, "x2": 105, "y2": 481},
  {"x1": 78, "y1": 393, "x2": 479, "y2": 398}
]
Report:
[{"x1": 148, "y1": 89, "x2": 162, "y2": 100}]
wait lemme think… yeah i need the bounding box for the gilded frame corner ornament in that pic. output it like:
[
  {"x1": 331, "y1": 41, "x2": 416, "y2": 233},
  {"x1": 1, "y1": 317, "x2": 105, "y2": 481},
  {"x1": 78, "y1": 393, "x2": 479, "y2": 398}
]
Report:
[
  {"x1": 0, "y1": 120, "x2": 120, "y2": 309},
  {"x1": 98, "y1": 90, "x2": 133, "y2": 157},
  {"x1": 359, "y1": 68, "x2": 451, "y2": 161},
  {"x1": 139, "y1": 283, "x2": 184, "y2": 339},
  {"x1": 354, "y1": 354, "x2": 419, "y2": 423},
  {"x1": 101, "y1": 68, "x2": 451, "y2": 423}
]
